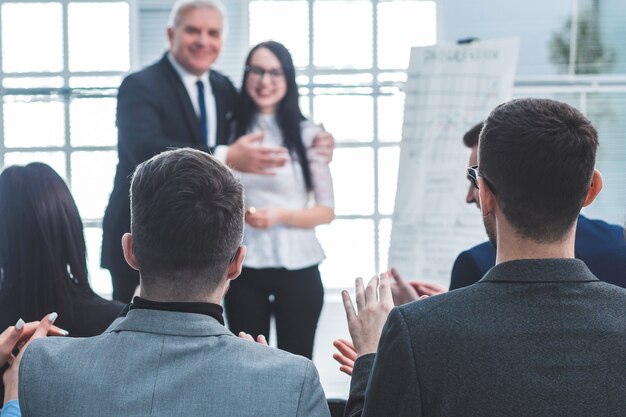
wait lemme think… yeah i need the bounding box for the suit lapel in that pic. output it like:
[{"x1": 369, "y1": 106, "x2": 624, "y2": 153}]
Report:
[
  {"x1": 210, "y1": 70, "x2": 231, "y2": 145},
  {"x1": 159, "y1": 55, "x2": 204, "y2": 145}
]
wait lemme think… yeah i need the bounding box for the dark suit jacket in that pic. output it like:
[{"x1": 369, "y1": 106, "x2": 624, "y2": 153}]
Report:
[
  {"x1": 347, "y1": 259, "x2": 626, "y2": 416},
  {"x1": 450, "y1": 215, "x2": 626, "y2": 290},
  {"x1": 101, "y1": 55, "x2": 237, "y2": 271}
]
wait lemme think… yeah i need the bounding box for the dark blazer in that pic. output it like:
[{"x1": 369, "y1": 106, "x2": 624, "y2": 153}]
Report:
[
  {"x1": 101, "y1": 55, "x2": 237, "y2": 272},
  {"x1": 347, "y1": 259, "x2": 626, "y2": 416},
  {"x1": 450, "y1": 215, "x2": 626, "y2": 290}
]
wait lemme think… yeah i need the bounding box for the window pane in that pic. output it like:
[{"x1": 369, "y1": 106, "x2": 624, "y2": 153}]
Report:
[
  {"x1": 1, "y1": 3, "x2": 63, "y2": 73},
  {"x1": 378, "y1": 146, "x2": 400, "y2": 215},
  {"x1": 378, "y1": 72, "x2": 407, "y2": 83},
  {"x1": 378, "y1": 1, "x2": 437, "y2": 69},
  {"x1": 378, "y1": 218, "x2": 392, "y2": 271},
  {"x1": 70, "y1": 98, "x2": 117, "y2": 146},
  {"x1": 378, "y1": 93, "x2": 404, "y2": 142},
  {"x1": 84, "y1": 227, "x2": 112, "y2": 298},
  {"x1": 70, "y1": 151, "x2": 116, "y2": 219},
  {"x1": 69, "y1": 76, "x2": 123, "y2": 89},
  {"x1": 68, "y1": 2, "x2": 130, "y2": 72},
  {"x1": 314, "y1": 1, "x2": 372, "y2": 68},
  {"x1": 313, "y1": 74, "x2": 374, "y2": 86},
  {"x1": 583, "y1": 92, "x2": 626, "y2": 225},
  {"x1": 3, "y1": 152, "x2": 66, "y2": 180},
  {"x1": 313, "y1": 95, "x2": 373, "y2": 142},
  {"x1": 299, "y1": 96, "x2": 311, "y2": 118},
  {"x1": 318, "y1": 219, "x2": 375, "y2": 288},
  {"x1": 330, "y1": 148, "x2": 374, "y2": 215},
  {"x1": 249, "y1": 0, "x2": 309, "y2": 67},
  {"x1": 3, "y1": 96, "x2": 65, "y2": 148},
  {"x1": 3, "y1": 77, "x2": 64, "y2": 88}
]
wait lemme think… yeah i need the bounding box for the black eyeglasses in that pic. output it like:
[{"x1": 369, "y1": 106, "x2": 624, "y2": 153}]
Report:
[
  {"x1": 245, "y1": 65, "x2": 284, "y2": 79},
  {"x1": 467, "y1": 165, "x2": 480, "y2": 189},
  {"x1": 467, "y1": 165, "x2": 497, "y2": 194}
]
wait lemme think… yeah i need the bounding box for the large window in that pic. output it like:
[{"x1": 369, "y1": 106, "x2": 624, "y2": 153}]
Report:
[
  {"x1": 0, "y1": 0, "x2": 130, "y2": 296},
  {"x1": 249, "y1": 0, "x2": 437, "y2": 289},
  {"x1": 1, "y1": 0, "x2": 623, "y2": 299},
  {"x1": 442, "y1": 0, "x2": 626, "y2": 230}
]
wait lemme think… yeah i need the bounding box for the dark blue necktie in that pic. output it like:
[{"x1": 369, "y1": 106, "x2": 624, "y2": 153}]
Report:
[{"x1": 196, "y1": 79, "x2": 208, "y2": 143}]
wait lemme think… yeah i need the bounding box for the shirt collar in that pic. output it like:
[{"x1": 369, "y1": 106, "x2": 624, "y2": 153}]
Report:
[
  {"x1": 122, "y1": 296, "x2": 224, "y2": 325},
  {"x1": 166, "y1": 52, "x2": 212, "y2": 95},
  {"x1": 478, "y1": 258, "x2": 599, "y2": 285}
]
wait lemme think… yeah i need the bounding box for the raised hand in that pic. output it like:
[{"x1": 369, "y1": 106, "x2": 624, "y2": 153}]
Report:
[{"x1": 341, "y1": 273, "x2": 394, "y2": 357}]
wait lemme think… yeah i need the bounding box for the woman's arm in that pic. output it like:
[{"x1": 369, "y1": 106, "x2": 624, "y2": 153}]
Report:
[
  {"x1": 245, "y1": 122, "x2": 336, "y2": 230},
  {"x1": 245, "y1": 206, "x2": 334, "y2": 229}
]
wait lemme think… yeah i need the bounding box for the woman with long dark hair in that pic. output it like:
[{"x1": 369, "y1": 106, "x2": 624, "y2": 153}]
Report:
[
  {"x1": 224, "y1": 41, "x2": 335, "y2": 359},
  {"x1": 0, "y1": 163, "x2": 124, "y2": 337}
]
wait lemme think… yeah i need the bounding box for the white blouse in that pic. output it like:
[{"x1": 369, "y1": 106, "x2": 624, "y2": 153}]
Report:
[{"x1": 235, "y1": 114, "x2": 334, "y2": 270}]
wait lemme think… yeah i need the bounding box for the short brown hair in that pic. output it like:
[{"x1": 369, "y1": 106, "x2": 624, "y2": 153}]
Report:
[
  {"x1": 479, "y1": 98, "x2": 598, "y2": 242},
  {"x1": 130, "y1": 148, "x2": 243, "y2": 290},
  {"x1": 463, "y1": 122, "x2": 484, "y2": 148}
]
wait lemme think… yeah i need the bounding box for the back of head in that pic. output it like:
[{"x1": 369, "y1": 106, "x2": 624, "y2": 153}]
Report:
[
  {"x1": 479, "y1": 98, "x2": 598, "y2": 242},
  {"x1": 130, "y1": 148, "x2": 243, "y2": 294},
  {"x1": 0, "y1": 163, "x2": 88, "y2": 325}
]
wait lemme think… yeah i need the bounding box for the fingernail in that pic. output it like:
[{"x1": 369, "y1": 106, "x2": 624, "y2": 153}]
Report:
[
  {"x1": 48, "y1": 312, "x2": 58, "y2": 323},
  {"x1": 58, "y1": 328, "x2": 69, "y2": 336},
  {"x1": 15, "y1": 318, "x2": 25, "y2": 330}
]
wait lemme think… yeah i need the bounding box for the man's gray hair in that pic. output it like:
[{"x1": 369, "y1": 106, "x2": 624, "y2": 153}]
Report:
[{"x1": 168, "y1": 0, "x2": 228, "y2": 37}]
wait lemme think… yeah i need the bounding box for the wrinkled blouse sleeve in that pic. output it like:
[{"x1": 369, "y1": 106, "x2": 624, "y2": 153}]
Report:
[{"x1": 301, "y1": 121, "x2": 335, "y2": 208}]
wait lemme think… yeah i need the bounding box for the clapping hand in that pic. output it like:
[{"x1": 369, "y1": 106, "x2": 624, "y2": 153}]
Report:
[
  {"x1": 341, "y1": 274, "x2": 394, "y2": 358},
  {"x1": 389, "y1": 267, "x2": 446, "y2": 306},
  {"x1": 2, "y1": 313, "x2": 67, "y2": 404},
  {"x1": 332, "y1": 339, "x2": 357, "y2": 376}
]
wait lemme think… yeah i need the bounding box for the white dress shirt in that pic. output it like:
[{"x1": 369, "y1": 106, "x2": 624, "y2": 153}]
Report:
[
  {"x1": 236, "y1": 114, "x2": 334, "y2": 270},
  {"x1": 167, "y1": 54, "x2": 228, "y2": 161}
]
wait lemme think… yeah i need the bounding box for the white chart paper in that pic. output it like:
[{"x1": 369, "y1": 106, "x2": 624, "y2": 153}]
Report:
[{"x1": 388, "y1": 38, "x2": 519, "y2": 286}]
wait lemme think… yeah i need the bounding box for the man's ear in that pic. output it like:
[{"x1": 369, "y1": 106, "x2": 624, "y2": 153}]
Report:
[
  {"x1": 166, "y1": 27, "x2": 174, "y2": 46},
  {"x1": 122, "y1": 233, "x2": 139, "y2": 271},
  {"x1": 582, "y1": 169, "x2": 603, "y2": 207},
  {"x1": 226, "y1": 246, "x2": 246, "y2": 281},
  {"x1": 478, "y1": 177, "x2": 496, "y2": 216}
]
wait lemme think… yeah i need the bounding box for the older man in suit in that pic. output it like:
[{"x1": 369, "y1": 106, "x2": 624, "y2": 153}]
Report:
[
  {"x1": 342, "y1": 98, "x2": 626, "y2": 416},
  {"x1": 102, "y1": 0, "x2": 333, "y2": 302},
  {"x1": 19, "y1": 149, "x2": 330, "y2": 417}
]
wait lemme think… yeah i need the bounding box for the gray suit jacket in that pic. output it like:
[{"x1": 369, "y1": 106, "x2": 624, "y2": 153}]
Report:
[
  {"x1": 19, "y1": 309, "x2": 330, "y2": 417},
  {"x1": 347, "y1": 259, "x2": 626, "y2": 417}
]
